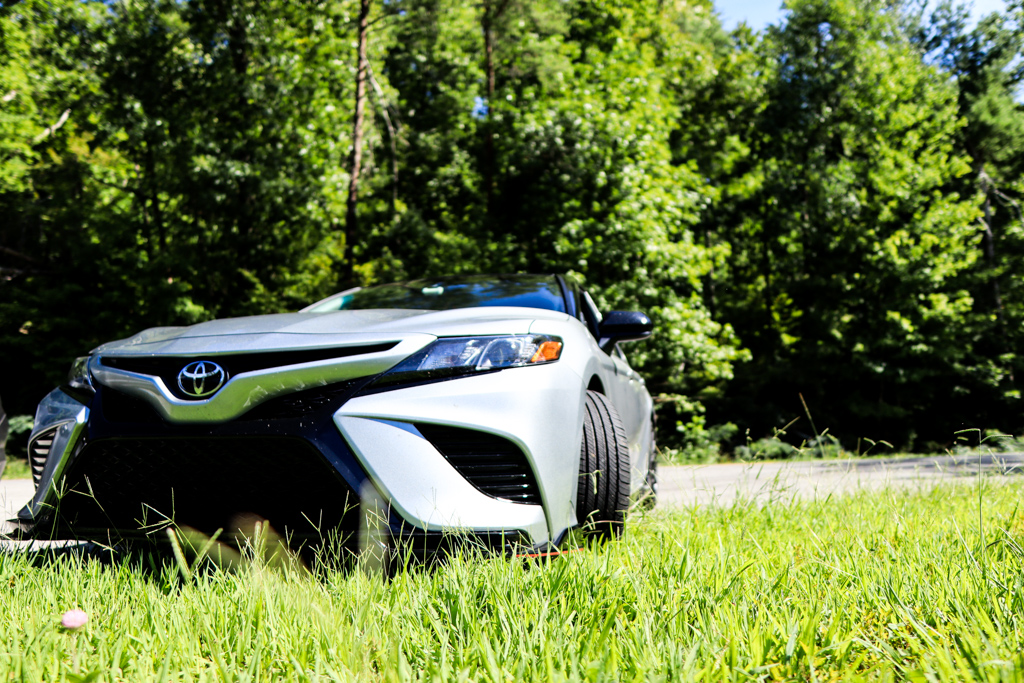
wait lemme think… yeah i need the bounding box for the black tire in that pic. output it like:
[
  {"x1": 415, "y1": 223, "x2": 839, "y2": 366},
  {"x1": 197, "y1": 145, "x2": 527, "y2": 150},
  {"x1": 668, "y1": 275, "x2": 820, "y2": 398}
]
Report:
[{"x1": 575, "y1": 390, "x2": 631, "y2": 538}]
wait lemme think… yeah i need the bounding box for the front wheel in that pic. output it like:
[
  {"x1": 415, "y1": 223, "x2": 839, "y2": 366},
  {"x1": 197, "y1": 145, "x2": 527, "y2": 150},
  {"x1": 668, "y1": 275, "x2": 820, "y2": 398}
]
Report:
[{"x1": 575, "y1": 390, "x2": 630, "y2": 538}]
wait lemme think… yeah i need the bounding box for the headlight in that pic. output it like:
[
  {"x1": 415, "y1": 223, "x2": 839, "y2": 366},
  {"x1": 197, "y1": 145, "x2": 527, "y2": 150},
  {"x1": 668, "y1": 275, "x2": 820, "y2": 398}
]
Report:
[
  {"x1": 370, "y1": 335, "x2": 563, "y2": 389},
  {"x1": 66, "y1": 356, "x2": 95, "y2": 396}
]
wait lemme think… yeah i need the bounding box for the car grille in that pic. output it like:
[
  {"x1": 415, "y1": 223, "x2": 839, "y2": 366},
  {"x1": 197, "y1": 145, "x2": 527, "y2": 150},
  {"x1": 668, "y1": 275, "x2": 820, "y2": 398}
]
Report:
[
  {"x1": 239, "y1": 380, "x2": 366, "y2": 420},
  {"x1": 28, "y1": 427, "x2": 59, "y2": 486},
  {"x1": 50, "y1": 437, "x2": 359, "y2": 540},
  {"x1": 99, "y1": 343, "x2": 397, "y2": 401},
  {"x1": 415, "y1": 424, "x2": 541, "y2": 505},
  {"x1": 102, "y1": 389, "x2": 163, "y2": 423},
  {"x1": 100, "y1": 380, "x2": 367, "y2": 423}
]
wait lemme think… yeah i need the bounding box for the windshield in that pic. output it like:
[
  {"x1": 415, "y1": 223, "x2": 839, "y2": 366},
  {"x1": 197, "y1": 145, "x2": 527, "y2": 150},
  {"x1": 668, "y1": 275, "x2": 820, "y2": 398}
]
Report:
[{"x1": 306, "y1": 275, "x2": 567, "y2": 314}]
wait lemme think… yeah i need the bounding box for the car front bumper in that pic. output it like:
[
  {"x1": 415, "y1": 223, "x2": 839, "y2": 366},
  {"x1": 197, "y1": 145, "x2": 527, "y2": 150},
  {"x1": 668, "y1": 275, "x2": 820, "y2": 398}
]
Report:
[{"x1": 16, "y1": 361, "x2": 584, "y2": 552}]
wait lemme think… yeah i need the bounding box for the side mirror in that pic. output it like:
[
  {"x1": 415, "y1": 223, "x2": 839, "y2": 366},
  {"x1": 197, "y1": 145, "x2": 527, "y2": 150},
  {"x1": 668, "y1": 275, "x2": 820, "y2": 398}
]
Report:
[{"x1": 598, "y1": 311, "x2": 653, "y2": 351}]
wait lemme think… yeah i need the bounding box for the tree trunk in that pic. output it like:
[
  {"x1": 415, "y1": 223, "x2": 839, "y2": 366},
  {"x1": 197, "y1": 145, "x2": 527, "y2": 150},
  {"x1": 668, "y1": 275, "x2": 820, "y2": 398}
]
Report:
[
  {"x1": 345, "y1": 0, "x2": 371, "y2": 285},
  {"x1": 759, "y1": 204, "x2": 774, "y2": 344},
  {"x1": 145, "y1": 136, "x2": 165, "y2": 253},
  {"x1": 979, "y1": 166, "x2": 1006, "y2": 330},
  {"x1": 479, "y1": 0, "x2": 509, "y2": 219},
  {"x1": 481, "y1": 1, "x2": 496, "y2": 217},
  {"x1": 483, "y1": 3, "x2": 496, "y2": 99},
  {"x1": 229, "y1": 11, "x2": 252, "y2": 239},
  {"x1": 703, "y1": 227, "x2": 716, "y2": 320},
  {"x1": 368, "y1": 66, "x2": 399, "y2": 222}
]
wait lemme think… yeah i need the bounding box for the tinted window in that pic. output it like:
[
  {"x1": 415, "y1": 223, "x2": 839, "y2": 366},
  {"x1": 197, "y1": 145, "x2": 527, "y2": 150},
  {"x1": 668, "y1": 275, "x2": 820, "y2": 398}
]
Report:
[{"x1": 308, "y1": 275, "x2": 566, "y2": 313}]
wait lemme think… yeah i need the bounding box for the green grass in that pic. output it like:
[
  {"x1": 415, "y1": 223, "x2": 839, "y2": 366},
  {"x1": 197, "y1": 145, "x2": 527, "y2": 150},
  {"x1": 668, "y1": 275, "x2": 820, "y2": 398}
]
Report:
[
  {"x1": 3, "y1": 456, "x2": 31, "y2": 480},
  {"x1": 3, "y1": 481, "x2": 1024, "y2": 680}
]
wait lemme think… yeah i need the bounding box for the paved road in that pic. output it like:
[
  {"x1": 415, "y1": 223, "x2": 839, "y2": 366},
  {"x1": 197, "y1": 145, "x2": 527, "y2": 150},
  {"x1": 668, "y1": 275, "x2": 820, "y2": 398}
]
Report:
[
  {"x1": 2, "y1": 453, "x2": 1023, "y2": 534},
  {"x1": 657, "y1": 453, "x2": 1024, "y2": 507},
  {"x1": 1, "y1": 478, "x2": 33, "y2": 524},
  {"x1": 0, "y1": 479, "x2": 65, "y2": 551}
]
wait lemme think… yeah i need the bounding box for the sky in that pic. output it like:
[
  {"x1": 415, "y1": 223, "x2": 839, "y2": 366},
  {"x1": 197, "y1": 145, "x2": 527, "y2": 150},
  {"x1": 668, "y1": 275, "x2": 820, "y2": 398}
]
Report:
[{"x1": 714, "y1": 0, "x2": 1009, "y2": 31}]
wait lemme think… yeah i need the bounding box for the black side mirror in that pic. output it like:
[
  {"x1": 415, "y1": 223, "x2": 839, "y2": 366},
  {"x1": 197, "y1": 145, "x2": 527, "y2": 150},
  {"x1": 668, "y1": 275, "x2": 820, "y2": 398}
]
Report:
[{"x1": 598, "y1": 311, "x2": 653, "y2": 351}]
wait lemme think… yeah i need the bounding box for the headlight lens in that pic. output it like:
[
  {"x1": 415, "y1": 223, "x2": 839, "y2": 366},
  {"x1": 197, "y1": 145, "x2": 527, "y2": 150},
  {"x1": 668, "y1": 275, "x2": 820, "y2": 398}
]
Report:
[
  {"x1": 66, "y1": 356, "x2": 95, "y2": 395},
  {"x1": 371, "y1": 335, "x2": 563, "y2": 389}
]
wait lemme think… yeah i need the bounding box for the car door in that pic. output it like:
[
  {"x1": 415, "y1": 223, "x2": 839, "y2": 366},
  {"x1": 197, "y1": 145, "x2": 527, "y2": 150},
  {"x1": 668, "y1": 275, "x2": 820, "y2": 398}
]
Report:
[{"x1": 609, "y1": 345, "x2": 649, "y2": 475}]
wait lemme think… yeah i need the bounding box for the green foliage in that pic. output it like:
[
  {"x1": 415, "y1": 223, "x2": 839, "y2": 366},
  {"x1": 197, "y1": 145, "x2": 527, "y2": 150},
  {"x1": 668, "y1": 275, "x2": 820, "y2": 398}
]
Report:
[
  {"x1": 734, "y1": 436, "x2": 798, "y2": 460},
  {"x1": 909, "y1": 1, "x2": 1024, "y2": 437},
  {"x1": 361, "y1": 0, "x2": 745, "y2": 414},
  {"x1": 695, "y1": 0, "x2": 987, "y2": 450},
  {"x1": 5, "y1": 413, "x2": 32, "y2": 457},
  {"x1": 8, "y1": 414, "x2": 32, "y2": 435},
  {"x1": 2, "y1": 0, "x2": 1024, "y2": 452},
  {"x1": 2, "y1": 455, "x2": 30, "y2": 479},
  {"x1": 660, "y1": 415, "x2": 737, "y2": 463},
  {"x1": 0, "y1": 0, "x2": 741, "y2": 442},
  {"x1": 804, "y1": 433, "x2": 846, "y2": 459},
  {"x1": 0, "y1": 0, "x2": 358, "y2": 410}
]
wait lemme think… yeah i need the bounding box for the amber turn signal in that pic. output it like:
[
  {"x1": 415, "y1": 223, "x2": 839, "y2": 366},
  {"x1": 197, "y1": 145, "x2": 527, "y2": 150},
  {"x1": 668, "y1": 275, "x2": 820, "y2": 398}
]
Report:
[{"x1": 530, "y1": 341, "x2": 563, "y2": 364}]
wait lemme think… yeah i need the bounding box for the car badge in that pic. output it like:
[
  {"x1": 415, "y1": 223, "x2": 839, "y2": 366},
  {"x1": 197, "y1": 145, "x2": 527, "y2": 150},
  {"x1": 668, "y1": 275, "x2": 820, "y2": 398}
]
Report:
[{"x1": 177, "y1": 360, "x2": 227, "y2": 398}]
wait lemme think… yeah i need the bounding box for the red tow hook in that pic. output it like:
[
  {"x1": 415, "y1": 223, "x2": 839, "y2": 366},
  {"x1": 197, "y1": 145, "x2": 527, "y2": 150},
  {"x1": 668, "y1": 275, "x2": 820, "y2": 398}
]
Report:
[{"x1": 515, "y1": 547, "x2": 584, "y2": 560}]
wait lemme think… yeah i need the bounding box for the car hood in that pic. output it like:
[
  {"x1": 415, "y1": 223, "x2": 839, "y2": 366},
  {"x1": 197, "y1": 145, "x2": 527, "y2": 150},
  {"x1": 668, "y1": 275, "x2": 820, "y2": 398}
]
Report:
[{"x1": 93, "y1": 307, "x2": 572, "y2": 357}]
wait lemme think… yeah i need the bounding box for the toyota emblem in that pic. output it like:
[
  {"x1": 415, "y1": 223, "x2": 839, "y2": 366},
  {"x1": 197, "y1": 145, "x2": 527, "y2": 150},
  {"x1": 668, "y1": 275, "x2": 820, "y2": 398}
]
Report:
[{"x1": 177, "y1": 360, "x2": 228, "y2": 398}]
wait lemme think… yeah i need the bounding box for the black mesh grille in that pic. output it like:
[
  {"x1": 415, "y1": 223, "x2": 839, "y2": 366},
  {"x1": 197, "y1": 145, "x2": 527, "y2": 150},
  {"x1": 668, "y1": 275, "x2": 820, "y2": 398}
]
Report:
[
  {"x1": 102, "y1": 389, "x2": 162, "y2": 423},
  {"x1": 99, "y1": 343, "x2": 396, "y2": 401},
  {"x1": 28, "y1": 427, "x2": 58, "y2": 486},
  {"x1": 239, "y1": 380, "x2": 365, "y2": 420},
  {"x1": 51, "y1": 437, "x2": 359, "y2": 540},
  {"x1": 395, "y1": 528, "x2": 529, "y2": 561},
  {"x1": 415, "y1": 424, "x2": 541, "y2": 505}
]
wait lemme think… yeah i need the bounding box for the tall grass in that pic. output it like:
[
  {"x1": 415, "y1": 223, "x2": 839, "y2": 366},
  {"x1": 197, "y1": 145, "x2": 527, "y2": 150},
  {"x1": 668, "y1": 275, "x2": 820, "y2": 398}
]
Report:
[
  {"x1": 3, "y1": 481, "x2": 1024, "y2": 681},
  {"x1": 3, "y1": 457, "x2": 32, "y2": 480}
]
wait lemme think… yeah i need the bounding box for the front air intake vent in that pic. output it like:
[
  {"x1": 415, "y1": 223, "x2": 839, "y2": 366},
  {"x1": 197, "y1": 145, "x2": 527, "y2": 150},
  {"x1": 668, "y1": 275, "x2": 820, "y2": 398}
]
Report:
[
  {"x1": 28, "y1": 427, "x2": 58, "y2": 486},
  {"x1": 396, "y1": 528, "x2": 530, "y2": 560},
  {"x1": 415, "y1": 424, "x2": 541, "y2": 505},
  {"x1": 51, "y1": 437, "x2": 359, "y2": 540}
]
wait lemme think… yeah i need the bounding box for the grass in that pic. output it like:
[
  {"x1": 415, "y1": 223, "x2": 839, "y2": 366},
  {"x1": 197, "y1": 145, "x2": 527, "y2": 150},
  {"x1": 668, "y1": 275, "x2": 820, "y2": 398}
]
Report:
[
  {"x1": 2, "y1": 481, "x2": 1024, "y2": 680},
  {"x1": 4, "y1": 456, "x2": 31, "y2": 480}
]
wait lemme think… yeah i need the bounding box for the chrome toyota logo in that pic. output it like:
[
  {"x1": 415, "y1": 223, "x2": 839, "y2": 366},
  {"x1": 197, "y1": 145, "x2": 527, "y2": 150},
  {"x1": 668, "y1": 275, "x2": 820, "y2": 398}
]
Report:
[{"x1": 177, "y1": 361, "x2": 227, "y2": 398}]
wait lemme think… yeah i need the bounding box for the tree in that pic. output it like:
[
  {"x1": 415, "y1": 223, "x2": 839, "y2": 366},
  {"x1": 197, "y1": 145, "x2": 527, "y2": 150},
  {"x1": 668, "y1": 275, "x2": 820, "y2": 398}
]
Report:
[
  {"x1": 699, "y1": 0, "x2": 982, "y2": 449},
  {"x1": 1, "y1": 0, "x2": 744, "y2": 446},
  {"x1": 345, "y1": 0, "x2": 372, "y2": 284},
  {"x1": 0, "y1": 0, "x2": 360, "y2": 412},
  {"x1": 912, "y1": 1, "x2": 1024, "y2": 435},
  {"x1": 362, "y1": 0, "x2": 746, "y2": 446}
]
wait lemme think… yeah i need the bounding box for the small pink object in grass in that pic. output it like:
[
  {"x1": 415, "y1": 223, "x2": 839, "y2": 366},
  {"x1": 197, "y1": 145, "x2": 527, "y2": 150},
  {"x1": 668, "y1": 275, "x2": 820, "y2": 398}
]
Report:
[{"x1": 60, "y1": 609, "x2": 88, "y2": 630}]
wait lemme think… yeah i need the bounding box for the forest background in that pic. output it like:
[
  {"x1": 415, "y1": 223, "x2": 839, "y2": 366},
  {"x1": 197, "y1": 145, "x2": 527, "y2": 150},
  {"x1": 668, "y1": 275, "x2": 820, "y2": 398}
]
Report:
[{"x1": 1, "y1": 0, "x2": 1022, "y2": 457}]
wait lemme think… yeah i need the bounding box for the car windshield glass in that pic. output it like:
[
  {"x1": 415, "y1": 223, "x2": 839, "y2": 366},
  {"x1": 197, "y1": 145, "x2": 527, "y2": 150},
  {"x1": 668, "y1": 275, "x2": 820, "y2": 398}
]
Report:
[{"x1": 308, "y1": 275, "x2": 566, "y2": 313}]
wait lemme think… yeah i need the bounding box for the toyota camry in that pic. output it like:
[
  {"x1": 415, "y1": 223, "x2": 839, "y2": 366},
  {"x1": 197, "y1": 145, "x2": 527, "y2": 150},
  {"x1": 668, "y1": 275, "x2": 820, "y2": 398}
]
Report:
[{"x1": 14, "y1": 274, "x2": 656, "y2": 556}]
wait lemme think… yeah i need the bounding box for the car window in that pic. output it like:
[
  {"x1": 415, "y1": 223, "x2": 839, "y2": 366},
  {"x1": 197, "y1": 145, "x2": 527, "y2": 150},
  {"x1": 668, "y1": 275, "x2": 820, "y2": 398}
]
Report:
[{"x1": 306, "y1": 275, "x2": 567, "y2": 314}]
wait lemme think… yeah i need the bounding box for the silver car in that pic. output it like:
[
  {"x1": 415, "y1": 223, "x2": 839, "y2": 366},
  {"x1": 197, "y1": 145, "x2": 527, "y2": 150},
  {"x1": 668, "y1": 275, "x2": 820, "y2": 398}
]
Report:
[{"x1": 16, "y1": 274, "x2": 655, "y2": 555}]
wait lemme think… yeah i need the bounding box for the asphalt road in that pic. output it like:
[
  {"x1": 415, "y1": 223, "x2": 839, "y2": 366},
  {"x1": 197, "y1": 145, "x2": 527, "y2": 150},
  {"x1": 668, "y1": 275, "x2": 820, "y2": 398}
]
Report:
[
  {"x1": 2, "y1": 453, "x2": 1023, "y2": 543},
  {"x1": 657, "y1": 452, "x2": 1024, "y2": 507},
  {"x1": 1, "y1": 478, "x2": 32, "y2": 524}
]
